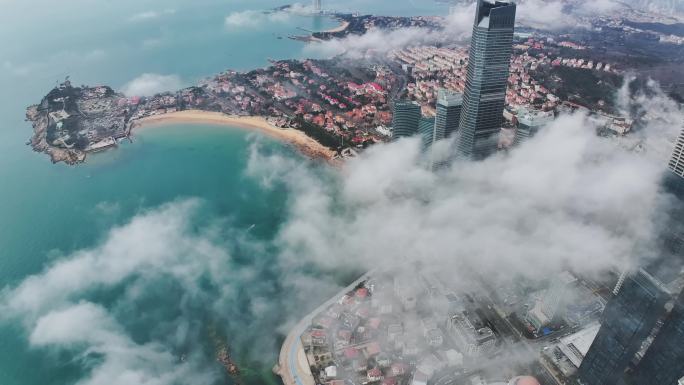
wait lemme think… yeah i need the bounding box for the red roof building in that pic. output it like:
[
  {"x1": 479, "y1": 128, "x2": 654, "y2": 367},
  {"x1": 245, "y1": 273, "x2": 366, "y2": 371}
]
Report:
[
  {"x1": 367, "y1": 367, "x2": 383, "y2": 382},
  {"x1": 344, "y1": 347, "x2": 360, "y2": 359}
]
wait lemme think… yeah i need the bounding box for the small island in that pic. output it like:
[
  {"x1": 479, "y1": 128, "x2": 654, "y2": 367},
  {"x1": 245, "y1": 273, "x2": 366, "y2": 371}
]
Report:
[
  {"x1": 23, "y1": 13, "x2": 442, "y2": 166},
  {"x1": 24, "y1": 76, "x2": 344, "y2": 165},
  {"x1": 26, "y1": 80, "x2": 128, "y2": 164},
  {"x1": 25, "y1": 57, "x2": 399, "y2": 165}
]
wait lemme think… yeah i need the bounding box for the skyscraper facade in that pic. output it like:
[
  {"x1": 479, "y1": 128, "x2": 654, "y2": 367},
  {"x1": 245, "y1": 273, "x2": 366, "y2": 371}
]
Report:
[
  {"x1": 648, "y1": 127, "x2": 684, "y2": 283},
  {"x1": 391, "y1": 100, "x2": 421, "y2": 142},
  {"x1": 666, "y1": 127, "x2": 684, "y2": 194},
  {"x1": 456, "y1": 0, "x2": 516, "y2": 160},
  {"x1": 578, "y1": 270, "x2": 669, "y2": 385},
  {"x1": 435, "y1": 89, "x2": 463, "y2": 140},
  {"x1": 419, "y1": 117, "x2": 437, "y2": 152},
  {"x1": 313, "y1": 0, "x2": 322, "y2": 12},
  {"x1": 631, "y1": 290, "x2": 684, "y2": 385},
  {"x1": 513, "y1": 109, "x2": 554, "y2": 146},
  {"x1": 668, "y1": 128, "x2": 684, "y2": 177}
]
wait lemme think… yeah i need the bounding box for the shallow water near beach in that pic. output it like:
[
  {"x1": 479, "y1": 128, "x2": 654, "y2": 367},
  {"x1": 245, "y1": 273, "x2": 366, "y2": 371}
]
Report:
[{"x1": 0, "y1": 1, "x2": 447, "y2": 384}]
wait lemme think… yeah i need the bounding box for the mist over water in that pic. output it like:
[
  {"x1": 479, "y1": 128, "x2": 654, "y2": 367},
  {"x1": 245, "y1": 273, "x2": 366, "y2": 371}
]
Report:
[
  {"x1": 0, "y1": 0, "x2": 448, "y2": 385},
  {"x1": 0, "y1": 126, "x2": 325, "y2": 385},
  {"x1": 1, "y1": 1, "x2": 683, "y2": 385},
  {"x1": 0, "y1": 3, "x2": 449, "y2": 383}
]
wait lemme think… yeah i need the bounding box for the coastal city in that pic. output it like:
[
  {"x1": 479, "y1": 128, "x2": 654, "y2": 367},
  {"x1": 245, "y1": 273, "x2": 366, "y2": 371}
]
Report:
[
  {"x1": 17, "y1": 1, "x2": 684, "y2": 385},
  {"x1": 25, "y1": 0, "x2": 683, "y2": 165},
  {"x1": 285, "y1": 269, "x2": 609, "y2": 385}
]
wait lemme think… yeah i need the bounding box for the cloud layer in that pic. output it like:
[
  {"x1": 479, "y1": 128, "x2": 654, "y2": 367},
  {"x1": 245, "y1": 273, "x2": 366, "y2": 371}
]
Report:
[
  {"x1": 128, "y1": 8, "x2": 176, "y2": 23},
  {"x1": 2, "y1": 74, "x2": 682, "y2": 385},
  {"x1": 225, "y1": 3, "x2": 314, "y2": 29},
  {"x1": 304, "y1": 4, "x2": 476, "y2": 59},
  {"x1": 255, "y1": 114, "x2": 670, "y2": 284},
  {"x1": 0, "y1": 197, "x2": 342, "y2": 385},
  {"x1": 303, "y1": 0, "x2": 628, "y2": 59},
  {"x1": 120, "y1": 73, "x2": 184, "y2": 97}
]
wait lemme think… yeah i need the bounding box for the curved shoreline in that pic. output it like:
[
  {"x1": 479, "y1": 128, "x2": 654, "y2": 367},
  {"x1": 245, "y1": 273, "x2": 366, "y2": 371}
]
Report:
[
  {"x1": 130, "y1": 110, "x2": 338, "y2": 163},
  {"x1": 322, "y1": 20, "x2": 350, "y2": 34}
]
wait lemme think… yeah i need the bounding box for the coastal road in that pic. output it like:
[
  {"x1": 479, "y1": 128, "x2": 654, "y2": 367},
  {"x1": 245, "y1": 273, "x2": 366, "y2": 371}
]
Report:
[{"x1": 277, "y1": 273, "x2": 373, "y2": 385}]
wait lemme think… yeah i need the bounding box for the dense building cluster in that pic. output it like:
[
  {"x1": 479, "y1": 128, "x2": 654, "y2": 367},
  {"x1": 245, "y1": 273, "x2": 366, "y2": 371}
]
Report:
[
  {"x1": 388, "y1": 32, "x2": 631, "y2": 159},
  {"x1": 301, "y1": 273, "x2": 508, "y2": 385}
]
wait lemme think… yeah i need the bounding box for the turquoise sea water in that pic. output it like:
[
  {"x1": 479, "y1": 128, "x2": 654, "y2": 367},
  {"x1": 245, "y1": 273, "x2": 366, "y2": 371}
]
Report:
[{"x1": 0, "y1": 1, "x2": 448, "y2": 385}]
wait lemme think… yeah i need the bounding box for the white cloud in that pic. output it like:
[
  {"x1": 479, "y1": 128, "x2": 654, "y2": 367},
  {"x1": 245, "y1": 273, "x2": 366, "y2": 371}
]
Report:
[
  {"x1": 0, "y1": 198, "x2": 341, "y2": 384},
  {"x1": 444, "y1": 3, "x2": 478, "y2": 37},
  {"x1": 2, "y1": 200, "x2": 210, "y2": 319},
  {"x1": 225, "y1": 9, "x2": 291, "y2": 28},
  {"x1": 577, "y1": 0, "x2": 622, "y2": 14},
  {"x1": 30, "y1": 302, "x2": 123, "y2": 346},
  {"x1": 301, "y1": 4, "x2": 476, "y2": 59},
  {"x1": 224, "y1": 3, "x2": 316, "y2": 29},
  {"x1": 304, "y1": 27, "x2": 444, "y2": 59},
  {"x1": 248, "y1": 108, "x2": 682, "y2": 284},
  {"x1": 29, "y1": 302, "x2": 217, "y2": 385},
  {"x1": 3, "y1": 75, "x2": 682, "y2": 384},
  {"x1": 615, "y1": 79, "x2": 684, "y2": 162},
  {"x1": 120, "y1": 73, "x2": 183, "y2": 97},
  {"x1": 516, "y1": 0, "x2": 576, "y2": 30},
  {"x1": 514, "y1": 0, "x2": 622, "y2": 30},
  {"x1": 287, "y1": 2, "x2": 316, "y2": 15},
  {"x1": 0, "y1": 199, "x2": 288, "y2": 385},
  {"x1": 308, "y1": 4, "x2": 477, "y2": 58},
  {"x1": 128, "y1": 8, "x2": 176, "y2": 23}
]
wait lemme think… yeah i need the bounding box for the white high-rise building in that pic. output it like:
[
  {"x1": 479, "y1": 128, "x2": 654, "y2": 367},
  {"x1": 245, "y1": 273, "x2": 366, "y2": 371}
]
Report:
[
  {"x1": 668, "y1": 128, "x2": 684, "y2": 178},
  {"x1": 313, "y1": 0, "x2": 322, "y2": 12}
]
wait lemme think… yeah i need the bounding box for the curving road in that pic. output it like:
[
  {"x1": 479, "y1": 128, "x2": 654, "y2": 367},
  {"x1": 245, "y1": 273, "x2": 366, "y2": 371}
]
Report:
[{"x1": 277, "y1": 273, "x2": 372, "y2": 385}]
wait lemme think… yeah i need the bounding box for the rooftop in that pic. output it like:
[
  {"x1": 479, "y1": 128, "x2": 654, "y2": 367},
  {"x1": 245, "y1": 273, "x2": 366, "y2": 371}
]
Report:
[{"x1": 558, "y1": 322, "x2": 601, "y2": 368}]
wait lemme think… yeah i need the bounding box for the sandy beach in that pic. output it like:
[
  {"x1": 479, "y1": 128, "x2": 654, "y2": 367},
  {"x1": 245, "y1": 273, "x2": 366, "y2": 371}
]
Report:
[
  {"x1": 131, "y1": 110, "x2": 338, "y2": 162},
  {"x1": 324, "y1": 20, "x2": 350, "y2": 33}
]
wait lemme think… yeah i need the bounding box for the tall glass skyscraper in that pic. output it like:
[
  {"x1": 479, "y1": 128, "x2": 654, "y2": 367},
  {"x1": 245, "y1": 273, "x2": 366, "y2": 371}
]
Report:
[
  {"x1": 391, "y1": 100, "x2": 421, "y2": 142},
  {"x1": 665, "y1": 127, "x2": 684, "y2": 196},
  {"x1": 435, "y1": 89, "x2": 463, "y2": 140},
  {"x1": 648, "y1": 127, "x2": 684, "y2": 283},
  {"x1": 577, "y1": 270, "x2": 669, "y2": 385},
  {"x1": 668, "y1": 127, "x2": 684, "y2": 179},
  {"x1": 419, "y1": 116, "x2": 437, "y2": 152},
  {"x1": 631, "y1": 290, "x2": 684, "y2": 385},
  {"x1": 456, "y1": 0, "x2": 516, "y2": 160}
]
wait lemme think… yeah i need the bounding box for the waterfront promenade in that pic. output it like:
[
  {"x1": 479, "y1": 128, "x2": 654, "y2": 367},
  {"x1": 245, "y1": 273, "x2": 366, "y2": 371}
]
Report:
[{"x1": 276, "y1": 273, "x2": 372, "y2": 385}]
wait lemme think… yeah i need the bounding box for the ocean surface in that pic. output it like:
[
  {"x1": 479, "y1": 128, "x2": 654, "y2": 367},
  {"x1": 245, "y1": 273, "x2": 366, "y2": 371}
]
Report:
[{"x1": 0, "y1": 1, "x2": 448, "y2": 385}]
